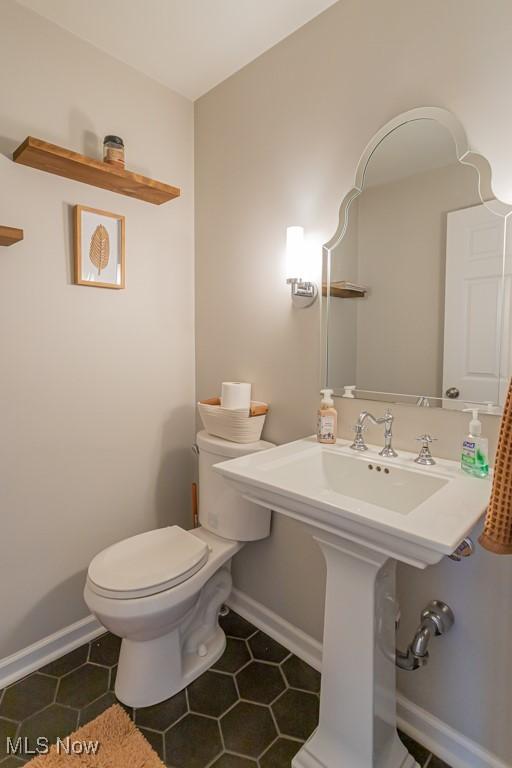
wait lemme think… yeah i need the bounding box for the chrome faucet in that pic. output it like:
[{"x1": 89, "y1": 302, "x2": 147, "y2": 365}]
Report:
[{"x1": 350, "y1": 409, "x2": 398, "y2": 457}]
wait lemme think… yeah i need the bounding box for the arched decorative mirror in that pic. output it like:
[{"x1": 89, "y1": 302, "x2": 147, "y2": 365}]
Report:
[{"x1": 322, "y1": 107, "x2": 512, "y2": 414}]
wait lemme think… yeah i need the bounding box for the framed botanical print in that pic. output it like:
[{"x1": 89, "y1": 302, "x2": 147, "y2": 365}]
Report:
[{"x1": 74, "y1": 205, "x2": 125, "y2": 289}]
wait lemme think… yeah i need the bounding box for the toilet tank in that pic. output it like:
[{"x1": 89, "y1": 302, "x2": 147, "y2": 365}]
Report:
[{"x1": 196, "y1": 430, "x2": 275, "y2": 541}]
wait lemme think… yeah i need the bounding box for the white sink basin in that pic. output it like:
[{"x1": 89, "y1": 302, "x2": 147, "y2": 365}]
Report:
[
  {"x1": 215, "y1": 437, "x2": 492, "y2": 768},
  {"x1": 215, "y1": 436, "x2": 491, "y2": 568},
  {"x1": 256, "y1": 447, "x2": 448, "y2": 515}
]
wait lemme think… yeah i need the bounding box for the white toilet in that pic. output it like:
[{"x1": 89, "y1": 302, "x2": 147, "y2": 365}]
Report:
[{"x1": 84, "y1": 430, "x2": 274, "y2": 708}]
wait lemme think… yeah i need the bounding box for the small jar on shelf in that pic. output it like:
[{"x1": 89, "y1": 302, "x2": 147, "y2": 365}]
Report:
[{"x1": 103, "y1": 135, "x2": 125, "y2": 168}]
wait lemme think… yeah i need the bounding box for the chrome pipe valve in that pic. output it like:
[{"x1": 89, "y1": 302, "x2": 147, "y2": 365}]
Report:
[
  {"x1": 396, "y1": 600, "x2": 454, "y2": 672},
  {"x1": 448, "y1": 537, "x2": 474, "y2": 561}
]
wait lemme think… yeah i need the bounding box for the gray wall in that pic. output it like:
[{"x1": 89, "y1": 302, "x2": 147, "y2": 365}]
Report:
[
  {"x1": 355, "y1": 162, "x2": 481, "y2": 397},
  {"x1": 328, "y1": 197, "x2": 358, "y2": 387},
  {"x1": 0, "y1": 2, "x2": 195, "y2": 657},
  {"x1": 195, "y1": 0, "x2": 512, "y2": 760}
]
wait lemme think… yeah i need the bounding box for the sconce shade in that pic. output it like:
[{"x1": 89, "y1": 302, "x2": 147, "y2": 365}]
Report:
[
  {"x1": 286, "y1": 226, "x2": 305, "y2": 281},
  {"x1": 285, "y1": 225, "x2": 318, "y2": 307}
]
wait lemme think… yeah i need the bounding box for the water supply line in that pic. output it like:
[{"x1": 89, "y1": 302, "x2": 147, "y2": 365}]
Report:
[{"x1": 396, "y1": 600, "x2": 454, "y2": 672}]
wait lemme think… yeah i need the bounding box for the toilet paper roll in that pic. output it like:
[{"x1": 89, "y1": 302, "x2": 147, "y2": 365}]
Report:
[{"x1": 221, "y1": 382, "x2": 252, "y2": 410}]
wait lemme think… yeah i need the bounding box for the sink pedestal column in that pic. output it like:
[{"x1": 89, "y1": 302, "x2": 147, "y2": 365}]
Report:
[{"x1": 293, "y1": 534, "x2": 418, "y2": 768}]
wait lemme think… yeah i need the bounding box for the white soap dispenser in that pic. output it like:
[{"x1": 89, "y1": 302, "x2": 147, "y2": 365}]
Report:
[
  {"x1": 461, "y1": 408, "x2": 489, "y2": 478},
  {"x1": 317, "y1": 389, "x2": 337, "y2": 444}
]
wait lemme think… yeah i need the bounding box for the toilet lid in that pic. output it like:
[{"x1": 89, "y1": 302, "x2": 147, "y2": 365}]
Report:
[{"x1": 87, "y1": 526, "x2": 209, "y2": 599}]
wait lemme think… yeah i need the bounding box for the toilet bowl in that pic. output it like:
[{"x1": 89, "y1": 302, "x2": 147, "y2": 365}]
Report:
[{"x1": 84, "y1": 431, "x2": 274, "y2": 708}]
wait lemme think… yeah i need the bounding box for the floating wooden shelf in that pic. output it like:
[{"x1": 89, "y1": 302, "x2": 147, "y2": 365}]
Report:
[
  {"x1": 13, "y1": 137, "x2": 181, "y2": 205},
  {"x1": 323, "y1": 281, "x2": 367, "y2": 298},
  {"x1": 0, "y1": 226, "x2": 24, "y2": 246}
]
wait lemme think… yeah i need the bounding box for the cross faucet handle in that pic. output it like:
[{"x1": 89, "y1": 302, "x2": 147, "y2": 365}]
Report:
[
  {"x1": 350, "y1": 422, "x2": 369, "y2": 451},
  {"x1": 415, "y1": 434, "x2": 437, "y2": 465},
  {"x1": 416, "y1": 434, "x2": 437, "y2": 445}
]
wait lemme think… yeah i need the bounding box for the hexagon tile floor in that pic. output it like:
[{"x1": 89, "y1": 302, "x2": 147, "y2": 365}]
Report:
[{"x1": 0, "y1": 610, "x2": 449, "y2": 768}]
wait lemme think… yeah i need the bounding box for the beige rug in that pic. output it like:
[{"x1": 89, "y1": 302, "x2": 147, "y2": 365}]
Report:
[{"x1": 25, "y1": 704, "x2": 166, "y2": 768}]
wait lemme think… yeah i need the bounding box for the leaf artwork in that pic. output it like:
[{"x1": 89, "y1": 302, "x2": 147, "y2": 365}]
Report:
[{"x1": 89, "y1": 224, "x2": 110, "y2": 276}]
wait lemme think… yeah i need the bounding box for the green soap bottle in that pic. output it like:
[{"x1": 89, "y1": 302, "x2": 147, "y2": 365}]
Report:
[{"x1": 461, "y1": 408, "x2": 489, "y2": 478}]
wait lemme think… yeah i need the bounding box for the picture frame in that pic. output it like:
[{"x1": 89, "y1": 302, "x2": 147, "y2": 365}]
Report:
[{"x1": 74, "y1": 205, "x2": 125, "y2": 289}]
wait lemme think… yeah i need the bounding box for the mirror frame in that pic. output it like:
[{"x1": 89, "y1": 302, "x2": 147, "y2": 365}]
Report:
[{"x1": 321, "y1": 106, "x2": 512, "y2": 409}]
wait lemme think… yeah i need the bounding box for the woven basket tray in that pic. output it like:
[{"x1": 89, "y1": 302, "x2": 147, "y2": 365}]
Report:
[{"x1": 198, "y1": 398, "x2": 269, "y2": 444}]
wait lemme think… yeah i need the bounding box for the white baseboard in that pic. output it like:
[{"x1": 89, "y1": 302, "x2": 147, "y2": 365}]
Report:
[
  {"x1": 227, "y1": 587, "x2": 322, "y2": 672},
  {"x1": 397, "y1": 695, "x2": 510, "y2": 768},
  {"x1": 228, "y1": 588, "x2": 508, "y2": 768},
  {"x1": 0, "y1": 615, "x2": 104, "y2": 689}
]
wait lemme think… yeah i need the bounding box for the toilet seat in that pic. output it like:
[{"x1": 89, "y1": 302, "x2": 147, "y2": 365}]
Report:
[{"x1": 87, "y1": 526, "x2": 209, "y2": 600}]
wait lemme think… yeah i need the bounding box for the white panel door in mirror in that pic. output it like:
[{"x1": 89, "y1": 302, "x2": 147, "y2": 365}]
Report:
[{"x1": 443, "y1": 204, "x2": 505, "y2": 409}]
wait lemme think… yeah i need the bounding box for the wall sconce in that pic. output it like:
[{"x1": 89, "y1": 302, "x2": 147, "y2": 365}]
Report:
[{"x1": 285, "y1": 226, "x2": 318, "y2": 308}]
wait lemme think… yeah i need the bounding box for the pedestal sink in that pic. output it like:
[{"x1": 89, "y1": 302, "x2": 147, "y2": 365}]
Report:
[{"x1": 215, "y1": 437, "x2": 491, "y2": 768}]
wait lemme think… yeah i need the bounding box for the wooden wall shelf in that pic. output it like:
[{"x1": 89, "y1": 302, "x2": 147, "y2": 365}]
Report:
[
  {"x1": 0, "y1": 226, "x2": 24, "y2": 246},
  {"x1": 323, "y1": 281, "x2": 367, "y2": 299},
  {"x1": 13, "y1": 137, "x2": 181, "y2": 205}
]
